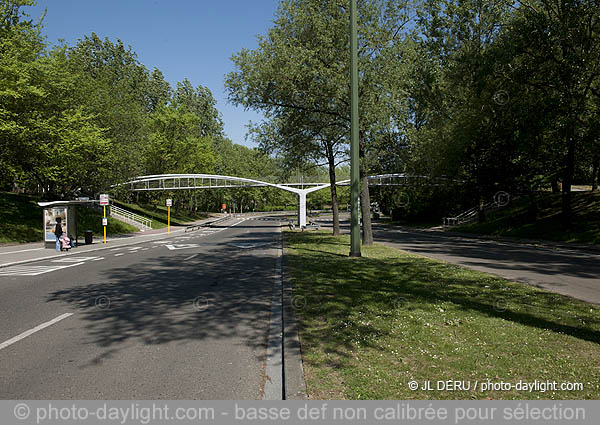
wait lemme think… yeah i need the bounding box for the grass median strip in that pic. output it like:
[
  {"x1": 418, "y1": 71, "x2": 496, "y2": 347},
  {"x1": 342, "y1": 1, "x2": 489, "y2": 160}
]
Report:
[{"x1": 284, "y1": 231, "x2": 600, "y2": 399}]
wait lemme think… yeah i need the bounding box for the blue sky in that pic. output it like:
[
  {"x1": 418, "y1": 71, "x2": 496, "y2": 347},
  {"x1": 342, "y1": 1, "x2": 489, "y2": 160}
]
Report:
[{"x1": 29, "y1": 0, "x2": 280, "y2": 147}]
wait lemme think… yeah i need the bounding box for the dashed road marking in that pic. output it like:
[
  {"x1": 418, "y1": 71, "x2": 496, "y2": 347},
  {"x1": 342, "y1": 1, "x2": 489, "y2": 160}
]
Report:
[
  {"x1": 165, "y1": 244, "x2": 199, "y2": 251},
  {"x1": 0, "y1": 313, "x2": 74, "y2": 351}
]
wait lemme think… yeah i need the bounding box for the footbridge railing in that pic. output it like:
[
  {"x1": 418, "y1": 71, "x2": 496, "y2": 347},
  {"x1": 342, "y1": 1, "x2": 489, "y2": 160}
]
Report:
[{"x1": 114, "y1": 173, "x2": 455, "y2": 228}]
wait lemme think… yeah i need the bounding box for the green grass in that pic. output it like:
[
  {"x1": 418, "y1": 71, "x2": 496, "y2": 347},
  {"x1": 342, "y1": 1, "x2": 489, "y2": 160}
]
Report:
[
  {"x1": 454, "y1": 192, "x2": 600, "y2": 246},
  {"x1": 0, "y1": 192, "x2": 44, "y2": 243},
  {"x1": 113, "y1": 200, "x2": 207, "y2": 229},
  {"x1": 285, "y1": 231, "x2": 600, "y2": 399},
  {"x1": 0, "y1": 191, "x2": 137, "y2": 244},
  {"x1": 76, "y1": 207, "x2": 138, "y2": 238}
]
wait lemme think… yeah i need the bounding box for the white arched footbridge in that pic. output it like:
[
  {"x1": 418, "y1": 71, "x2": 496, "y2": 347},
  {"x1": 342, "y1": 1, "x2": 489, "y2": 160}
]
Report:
[{"x1": 116, "y1": 173, "x2": 435, "y2": 228}]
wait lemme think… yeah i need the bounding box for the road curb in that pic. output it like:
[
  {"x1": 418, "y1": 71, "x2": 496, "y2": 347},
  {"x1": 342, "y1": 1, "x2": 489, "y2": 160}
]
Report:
[
  {"x1": 281, "y1": 228, "x2": 308, "y2": 400},
  {"x1": 262, "y1": 225, "x2": 284, "y2": 400}
]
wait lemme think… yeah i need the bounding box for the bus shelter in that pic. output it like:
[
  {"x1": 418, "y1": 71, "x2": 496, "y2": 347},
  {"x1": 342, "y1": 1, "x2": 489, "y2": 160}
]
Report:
[{"x1": 37, "y1": 200, "x2": 96, "y2": 249}]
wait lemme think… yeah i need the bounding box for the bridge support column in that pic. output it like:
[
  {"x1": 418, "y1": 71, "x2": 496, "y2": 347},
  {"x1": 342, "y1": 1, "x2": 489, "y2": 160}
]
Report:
[{"x1": 298, "y1": 192, "x2": 307, "y2": 228}]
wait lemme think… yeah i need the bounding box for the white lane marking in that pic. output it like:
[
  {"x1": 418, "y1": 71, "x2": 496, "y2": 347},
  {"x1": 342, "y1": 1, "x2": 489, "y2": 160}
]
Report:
[
  {"x1": 183, "y1": 253, "x2": 198, "y2": 260},
  {"x1": 52, "y1": 257, "x2": 99, "y2": 263},
  {"x1": 91, "y1": 257, "x2": 104, "y2": 261},
  {"x1": 0, "y1": 313, "x2": 74, "y2": 351},
  {"x1": 0, "y1": 262, "x2": 85, "y2": 276},
  {"x1": 114, "y1": 253, "x2": 124, "y2": 257},
  {"x1": 229, "y1": 218, "x2": 248, "y2": 228},
  {"x1": 141, "y1": 248, "x2": 149, "y2": 251},
  {"x1": 165, "y1": 244, "x2": 199, "y2": 250}
]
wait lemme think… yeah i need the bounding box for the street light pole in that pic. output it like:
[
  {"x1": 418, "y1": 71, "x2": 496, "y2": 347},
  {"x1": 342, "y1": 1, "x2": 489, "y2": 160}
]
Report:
[{"x1": 349, "y1": 0, "x2": 361, "y2": 257}]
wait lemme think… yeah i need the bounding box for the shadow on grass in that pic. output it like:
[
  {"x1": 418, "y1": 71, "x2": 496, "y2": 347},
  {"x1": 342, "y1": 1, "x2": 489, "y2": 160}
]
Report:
[
  {"x1": 286, "y1": 231, "x2": 600, "y2": 362},
  {"x1": 371, "y1": 225, "x2": 600, "y2": 282}
]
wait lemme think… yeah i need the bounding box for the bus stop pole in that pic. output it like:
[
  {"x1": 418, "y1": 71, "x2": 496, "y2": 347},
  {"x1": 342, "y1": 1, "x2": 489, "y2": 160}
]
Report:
[{"x1": 103, "y1": 206, "x2": 107, "y2": 244}]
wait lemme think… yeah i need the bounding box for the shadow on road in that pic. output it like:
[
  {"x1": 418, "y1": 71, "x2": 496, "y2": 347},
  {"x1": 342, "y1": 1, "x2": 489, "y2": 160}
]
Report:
[{"x1": 47, "y1": 227, "x2": 282, "y2": 366}]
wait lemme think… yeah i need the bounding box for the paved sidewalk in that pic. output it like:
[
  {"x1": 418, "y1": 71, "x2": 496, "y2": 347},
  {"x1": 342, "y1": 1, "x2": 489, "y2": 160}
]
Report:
[{"x1": 0, "y1": 216, "x2": 222, "y2": 268}]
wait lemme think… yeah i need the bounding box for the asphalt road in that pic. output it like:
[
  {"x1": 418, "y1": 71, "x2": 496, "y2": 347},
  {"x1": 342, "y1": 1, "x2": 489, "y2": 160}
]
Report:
[
  {"x1": 372, "y1": 224, "x2": 600, "y2": 305},
  {"x1": 315, "y1": 217, "x2": 600, "y2": 305},
  {"x1": 0, "y1": 216, "x2": 282, "y2": 399}
]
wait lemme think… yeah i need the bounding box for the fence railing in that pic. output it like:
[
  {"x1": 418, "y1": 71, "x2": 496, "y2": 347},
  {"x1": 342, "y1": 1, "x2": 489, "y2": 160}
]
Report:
[
  {"x1": 443, "y1": 197, "x2": 508, "y2": 227},
  {"x1": 109, "y1": 205, "x2": 152, "y2": 231}
]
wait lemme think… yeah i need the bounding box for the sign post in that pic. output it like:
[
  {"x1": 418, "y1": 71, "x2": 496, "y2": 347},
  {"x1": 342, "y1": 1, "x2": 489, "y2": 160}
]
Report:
[
  {"x1": 166, "y1": 198, "x2": 172, "y2": 234},
  {"x1": 100, "y1": 194, "x2": 109, "y2": 244}
]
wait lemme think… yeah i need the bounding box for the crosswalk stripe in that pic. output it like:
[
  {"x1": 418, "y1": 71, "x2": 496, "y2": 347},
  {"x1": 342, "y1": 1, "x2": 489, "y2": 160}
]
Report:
[
  {"x1": 0, "y1": 262, "x2": 85, "y2": 276},
  {"x1": 52, "y1": 257, "x2": 98, "y2": 263}
]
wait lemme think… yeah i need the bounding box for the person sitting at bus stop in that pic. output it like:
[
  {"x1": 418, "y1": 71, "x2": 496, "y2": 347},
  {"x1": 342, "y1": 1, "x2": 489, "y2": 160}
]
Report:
[{"x1": 53, "y1": 217, "x2": 63, "y2": 252}]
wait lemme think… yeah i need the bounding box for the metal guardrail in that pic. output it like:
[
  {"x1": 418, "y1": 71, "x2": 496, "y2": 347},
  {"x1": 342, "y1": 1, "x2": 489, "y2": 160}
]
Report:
[
  {"x1": 109, "y1": 205, "x2": 152, "y2": 231},
  {"x1": 443, "y1": 195, "x2": 511, "y2": 227}
]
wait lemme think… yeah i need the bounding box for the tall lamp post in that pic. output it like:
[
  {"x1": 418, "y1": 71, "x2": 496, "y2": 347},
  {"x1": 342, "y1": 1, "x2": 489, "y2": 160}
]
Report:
[{"x1": 349, "y1": 0, "x2": 361, "y2": 257}]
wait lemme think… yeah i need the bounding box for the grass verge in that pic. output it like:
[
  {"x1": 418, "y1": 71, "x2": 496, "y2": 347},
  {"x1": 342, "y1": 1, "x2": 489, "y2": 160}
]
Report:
[
  {"x1": 0, "y1": 192, "x2": 138, "y2": 244},
  {"x1": 453, "y1": 192, "x2": 600, "y2": 246},
  {"x1": 76, "y1": 207, "x2": 138, "y2": 238},
  {"x1": 285, "y1": 231, "x2": 600, "y2": 399},
  {"x1": 0, "y1": 192, "x2": 43, "y2": 243}
]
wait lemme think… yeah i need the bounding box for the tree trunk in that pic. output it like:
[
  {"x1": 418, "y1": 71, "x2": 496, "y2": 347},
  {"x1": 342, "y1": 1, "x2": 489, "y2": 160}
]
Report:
[
  {"x1": 478, "y1": 197, "x2": 486, "y2": 223},
  {"x1": 561, "y1": 127, "x2": 576, "y2": 225},
  {"x1": 359, "y1": 131, "x2": 373, "y2": 245},
  {"x1": 527, "y1": 190, "x2": 538, "y2": 221},
  {"x1": 360, "y1": 171, "x2": 373, "y2": 245},
  {"x1": 592, "y1": 154, "x2": 599, "y2": 192},
  {"x1": 325, "y1": 142, "x2": 340, "y2": 236}
]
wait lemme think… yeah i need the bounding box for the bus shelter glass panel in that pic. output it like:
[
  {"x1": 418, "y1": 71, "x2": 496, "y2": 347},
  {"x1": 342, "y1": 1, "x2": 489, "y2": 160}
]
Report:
[{"x1": 44, "y1": 207, "x2": 67, "y2": 243}]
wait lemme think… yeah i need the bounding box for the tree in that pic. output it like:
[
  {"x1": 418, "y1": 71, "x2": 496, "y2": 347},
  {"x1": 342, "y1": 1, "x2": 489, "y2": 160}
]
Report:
[
  {"x1": 248, "y1": 111, "x2": 347, "y2": 235},
  {"x1": 1, "y1": 3, "x2": 111, "y2": 196},
  {"x1": 0, "y1": 0, "x2": 45, "y2": 189},
  {"x1": 66, "y1": 33, "x2": 152, "y2": 184},
  {"x1": 144, "y1": 105, "x2": 216, "y2": 175},
  {"x1": 173, "y1": 79, "x2": 224, "y2": 138},
  {"x1": 145, "y1": 68, "x2": 171, "y2": 113},
  {"x1": 503, "y1": 0, "x2": 600, "y2": 222},
  {"x1": 226, "y1": 0, "x2": 412, "y2": 243}
]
